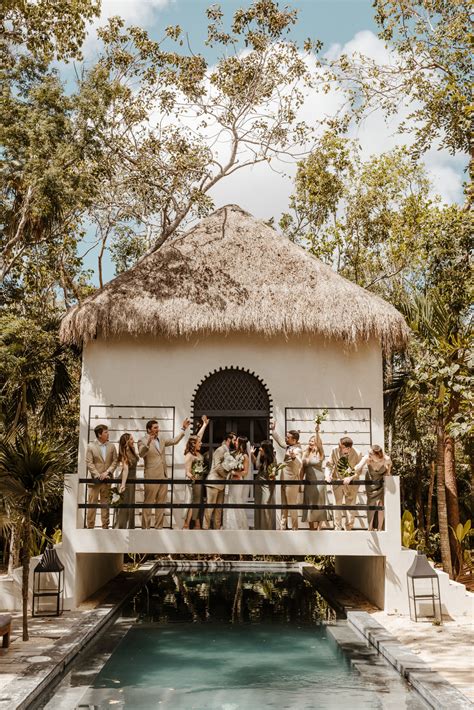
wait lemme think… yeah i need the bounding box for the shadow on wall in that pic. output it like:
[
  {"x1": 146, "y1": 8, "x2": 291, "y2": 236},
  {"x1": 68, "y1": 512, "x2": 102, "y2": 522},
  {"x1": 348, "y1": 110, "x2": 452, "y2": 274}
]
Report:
[{"x1": 368, "y1": 535, "x2": 401, "y2": 591}]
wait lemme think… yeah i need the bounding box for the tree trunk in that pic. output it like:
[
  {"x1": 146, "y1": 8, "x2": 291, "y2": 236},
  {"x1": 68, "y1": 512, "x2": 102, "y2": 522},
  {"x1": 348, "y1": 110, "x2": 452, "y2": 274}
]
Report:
[
  {"x1": 436, "y1": 413, "x2": 453, "y2": 577},
  {"x1": 21, "y1": 537, "x2": 30, "y2": 642},
  {"x1": 444, "y1": 433, "x2": 460, "y2": 573},
  {"x1": 7, "y1": 523, "x2": 20, "y2": 577},
  {"x1": 415, "y1": 448, "x2": 425, "y2": 536},
  {"x1": 425, "y1": 461, "x2": 435, "y2": 549}
]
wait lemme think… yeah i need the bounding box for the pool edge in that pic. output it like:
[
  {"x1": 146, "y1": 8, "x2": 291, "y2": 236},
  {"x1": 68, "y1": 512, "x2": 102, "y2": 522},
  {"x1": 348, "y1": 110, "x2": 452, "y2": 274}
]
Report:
[{"x1": 347, "y1": 611, "x2": 473, "y2": 710}]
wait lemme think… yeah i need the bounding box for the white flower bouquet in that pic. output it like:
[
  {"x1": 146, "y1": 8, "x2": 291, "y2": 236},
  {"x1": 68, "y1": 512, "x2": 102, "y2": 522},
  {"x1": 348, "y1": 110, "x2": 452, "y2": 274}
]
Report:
[
  {"x1": 223, "y1": 451, "x2": 243, "y2": 472},
  {"x1": 109, "y1": 485, "x2": 124, "y2": 507}
]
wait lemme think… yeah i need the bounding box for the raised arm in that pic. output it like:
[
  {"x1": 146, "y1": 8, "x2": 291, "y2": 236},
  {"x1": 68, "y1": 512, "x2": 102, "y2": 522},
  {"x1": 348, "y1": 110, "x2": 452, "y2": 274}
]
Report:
[
  {"x1": 384, "y1": 456, "x2": 393, "y2": 476},
  {"x1": 164, "y1": 418, "x2": 190, "y2": 447},
  {"x1": 314, "y1": 425, "x2": 325, "y2": 459},
  {"x1": 196, "y1": 415, "x2": 209, "y2": 441},
  {"x1": 270, "y1": 421, "x2": 286, "y2": 449}
]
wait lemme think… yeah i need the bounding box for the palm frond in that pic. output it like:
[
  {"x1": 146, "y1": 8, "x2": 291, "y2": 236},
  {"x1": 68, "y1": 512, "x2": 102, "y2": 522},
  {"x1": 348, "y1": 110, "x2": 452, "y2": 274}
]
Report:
[
  {"x1": 384, "y1": 368, "x2": 411, "y2": 425},
  {"x1": 40, "y1": 350, "x2": 74, "y2": 426},
  {"x1": 398, "y1": 291, "x2": 452, "y2": 344},
  {"x1": 0, "y1": 435, "x2": 73, "y2": 517}
]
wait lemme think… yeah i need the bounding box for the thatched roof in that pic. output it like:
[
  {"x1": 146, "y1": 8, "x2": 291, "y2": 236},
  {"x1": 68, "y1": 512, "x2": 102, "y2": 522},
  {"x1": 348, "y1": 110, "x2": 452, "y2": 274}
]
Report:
[{"x1": 60, "y1": 204, "x2": 409, "y2": 351}]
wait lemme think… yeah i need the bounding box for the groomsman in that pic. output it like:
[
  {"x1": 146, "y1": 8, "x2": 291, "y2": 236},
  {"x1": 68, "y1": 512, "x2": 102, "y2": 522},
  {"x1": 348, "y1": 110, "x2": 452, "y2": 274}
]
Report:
[
  {"x1": 326, "y1": 436, "x2": 362, "y2": 530},
  {"x1": 139, "y1": 417, "x2": 190, "y2": 529},
  {"x1": 203, "y1": 432, "x2": 236, "y2": 530},
  {"x1": 85, "y1": 425, "x2": 118, "y2": 529},
  {"x1": 271, "y1": 422, "x2": 302, "y2": 530}
]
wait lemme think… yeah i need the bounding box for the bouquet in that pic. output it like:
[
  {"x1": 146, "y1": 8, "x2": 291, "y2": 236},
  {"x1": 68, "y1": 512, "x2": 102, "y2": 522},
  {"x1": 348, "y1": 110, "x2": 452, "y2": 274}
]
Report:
[
  {"x1": 265, "y1": 462, "x2": 286, "y2": 480},
  {"x1": 191, "y1": 459, "x2": 206, "y2": 480},
  {"x1": 314, "y1": 408, "x2": 329, "y2": 426},
  {"x1": 223, "y1": 451, "x2": 244, "y2": 473},
  {"x1": 109, "y1": 485, "x2": 124, "y2": 507},
  {"x1": 233, "y1": 452, "x2": 244, "y2": 471}
]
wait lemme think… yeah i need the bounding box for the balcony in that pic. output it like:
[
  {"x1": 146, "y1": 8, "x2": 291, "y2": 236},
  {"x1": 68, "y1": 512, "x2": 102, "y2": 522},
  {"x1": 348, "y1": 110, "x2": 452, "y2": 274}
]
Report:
[{"x1": 72, "y1": 476, "x2": 402, "y2": 558}]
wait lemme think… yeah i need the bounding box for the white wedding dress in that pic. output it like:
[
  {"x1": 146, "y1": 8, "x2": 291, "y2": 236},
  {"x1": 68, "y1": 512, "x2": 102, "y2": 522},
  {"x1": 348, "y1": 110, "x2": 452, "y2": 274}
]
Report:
[{"x1": 223, "y1": 454, "x2": 249, "y2": 530}]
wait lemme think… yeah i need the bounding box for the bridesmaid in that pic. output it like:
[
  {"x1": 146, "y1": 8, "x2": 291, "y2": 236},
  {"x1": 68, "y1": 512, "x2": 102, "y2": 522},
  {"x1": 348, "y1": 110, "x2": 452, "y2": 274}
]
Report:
[
  {"x1": 183, "y1": 415, "x2": 209, "y2": 529},
  {"x1": 114, "y1": 433, "x2": 138, "y2": 529},
  {"x1": 254, "y1": 440, "x2": 277, "y2": 530},
  {"x1": 353, "y1": 445, "x2": 392, "y2": 530},
  {"x1": 301, "y1": 424, "x2": 329, "y2": 530}
]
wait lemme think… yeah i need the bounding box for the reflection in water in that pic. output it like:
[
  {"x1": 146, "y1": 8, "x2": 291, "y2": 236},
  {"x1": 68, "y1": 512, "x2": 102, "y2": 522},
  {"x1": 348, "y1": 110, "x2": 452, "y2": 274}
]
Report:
[
  {"x1": 232, "y1": 572, "x2": 243, "y2": 624},
  {"x1": 131, "y1": 571, "x2": 336, "y2": 625}
]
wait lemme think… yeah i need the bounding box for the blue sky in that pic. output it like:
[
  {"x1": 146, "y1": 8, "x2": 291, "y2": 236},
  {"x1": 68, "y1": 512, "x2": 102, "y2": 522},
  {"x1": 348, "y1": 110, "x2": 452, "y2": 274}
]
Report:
[
  {"x1": 90, "y1": 1, "x2": 379, "y2": 58},
  {"x1": 80, "y1": 1, "x2": 465, "y2": 283},
  {"x1": 145, "y1": 1, "x2": 378, "y2": 56}
]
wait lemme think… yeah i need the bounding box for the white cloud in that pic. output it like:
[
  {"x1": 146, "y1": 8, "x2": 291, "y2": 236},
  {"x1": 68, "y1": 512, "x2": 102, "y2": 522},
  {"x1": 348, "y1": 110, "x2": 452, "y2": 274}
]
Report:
[
  {"x1": 99, "y1": 0, "x2": 170, "y2": 24},
  {"x1": 83, "y1": 0, "x2": 171, "y2": 58},
  {"x1": 423, "y1": 151, "x2": 467, "y2": 204},
  {"x1": 208, "y1": 30, "x2": 466, "y2": 220}
]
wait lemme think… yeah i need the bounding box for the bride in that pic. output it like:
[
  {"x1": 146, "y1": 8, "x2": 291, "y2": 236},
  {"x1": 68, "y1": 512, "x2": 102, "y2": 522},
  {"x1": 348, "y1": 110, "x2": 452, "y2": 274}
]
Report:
[{"x1": 223, "y1": 436, "x2": 249, "y2": 530}]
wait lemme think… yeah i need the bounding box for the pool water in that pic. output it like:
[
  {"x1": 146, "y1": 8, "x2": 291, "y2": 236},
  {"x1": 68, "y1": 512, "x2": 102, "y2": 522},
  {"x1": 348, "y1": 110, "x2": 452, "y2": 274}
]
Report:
[{"x1": 43, "y1": 571, "x2": 428, "y2": 710}]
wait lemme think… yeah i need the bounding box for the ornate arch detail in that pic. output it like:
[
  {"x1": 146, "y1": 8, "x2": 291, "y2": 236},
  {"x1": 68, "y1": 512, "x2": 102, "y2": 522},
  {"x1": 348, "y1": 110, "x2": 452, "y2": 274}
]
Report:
[{"x1": 191, "y1": 366, "x2": 273, "y2": 420}]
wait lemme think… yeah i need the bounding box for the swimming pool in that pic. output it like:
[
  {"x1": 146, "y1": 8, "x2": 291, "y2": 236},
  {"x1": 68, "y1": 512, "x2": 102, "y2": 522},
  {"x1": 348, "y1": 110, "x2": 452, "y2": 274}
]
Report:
[{"x1": 42, "y1": 570, "x2": 428, "y2": 709}]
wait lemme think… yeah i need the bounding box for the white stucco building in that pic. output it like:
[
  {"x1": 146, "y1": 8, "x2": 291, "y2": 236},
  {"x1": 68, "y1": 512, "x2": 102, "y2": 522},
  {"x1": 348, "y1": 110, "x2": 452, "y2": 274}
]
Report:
[{"x1": 57, "y1": 205, "x2": 423, "y2": 612}]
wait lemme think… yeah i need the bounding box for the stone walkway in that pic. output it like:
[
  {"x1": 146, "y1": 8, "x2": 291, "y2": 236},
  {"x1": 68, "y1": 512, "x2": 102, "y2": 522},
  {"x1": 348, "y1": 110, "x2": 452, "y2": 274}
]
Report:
[
  {"x1": 0, "y1": 563, "x2": 156, "y2": 709},
  {"x1": 372, "y1": 611, "x2": 474, "y2": 704}
]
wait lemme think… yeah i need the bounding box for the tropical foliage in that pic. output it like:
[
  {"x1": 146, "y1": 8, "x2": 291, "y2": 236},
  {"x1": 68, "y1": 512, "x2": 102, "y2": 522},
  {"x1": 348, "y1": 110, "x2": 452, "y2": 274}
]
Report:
[
  {"x1": 331, "y1": 0, "x2": 472, "y2": 200},
  {"x1": 0, "y1": 436, "x2": 73, "y2": 640}
]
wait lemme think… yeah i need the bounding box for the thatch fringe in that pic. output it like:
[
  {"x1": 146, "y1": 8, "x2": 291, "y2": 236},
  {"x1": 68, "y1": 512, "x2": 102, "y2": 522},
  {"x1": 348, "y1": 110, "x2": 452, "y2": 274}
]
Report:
[{"x1": 60, "y1": 205, "x2": 409, "y2": 352}]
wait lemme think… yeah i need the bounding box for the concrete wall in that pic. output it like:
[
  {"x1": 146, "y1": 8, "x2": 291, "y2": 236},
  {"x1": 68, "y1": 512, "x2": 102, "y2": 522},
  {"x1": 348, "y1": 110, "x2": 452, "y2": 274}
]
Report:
[
  {"x1": 68, "y1": 332, "x2": 384, "y2": 528},
  {"x1": 74, "y1": 553, "x2": 124, "y2": 606},
  {"x1": 335, "y1": 556, "x2": 386, "y2": 609}
]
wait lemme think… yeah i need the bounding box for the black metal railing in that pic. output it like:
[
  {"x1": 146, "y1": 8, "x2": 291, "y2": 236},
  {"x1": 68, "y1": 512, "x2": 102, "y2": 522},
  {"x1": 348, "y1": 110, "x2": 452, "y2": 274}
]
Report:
[{"x1": 78, "y1": 477, "x2": 385, "y2": 529}]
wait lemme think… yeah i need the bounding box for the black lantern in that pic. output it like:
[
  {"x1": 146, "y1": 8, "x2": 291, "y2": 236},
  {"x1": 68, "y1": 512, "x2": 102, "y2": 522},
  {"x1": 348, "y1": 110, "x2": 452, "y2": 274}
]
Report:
[
  {"x1": 407, "y1": 551, "x2": 442, "y2": 623},
  {"x1": 32, "y1": 547, "x2": 65, "y2": 617}
]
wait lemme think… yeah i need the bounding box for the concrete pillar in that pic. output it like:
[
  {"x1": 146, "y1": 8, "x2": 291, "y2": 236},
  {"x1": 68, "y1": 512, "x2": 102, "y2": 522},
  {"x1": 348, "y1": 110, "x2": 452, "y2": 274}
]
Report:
[
  {"x1": 74, "y1": 553, "x2": 124, "y2": 607},
  {"x1": 56, "y1": 540, "x2": 123, "y2": 609},
  {"x1": 335, "y1": 556, "x2": 385, "y2": 609}
]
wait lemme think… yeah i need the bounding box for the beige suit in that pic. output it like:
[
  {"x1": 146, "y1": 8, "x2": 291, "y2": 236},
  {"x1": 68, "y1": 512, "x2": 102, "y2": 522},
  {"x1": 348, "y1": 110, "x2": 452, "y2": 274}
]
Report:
[
  {"x1": 85, "y1": 441, "x2": 118, "y2": 528},
  {"x1": 272, "y1": 431, "x2": 303, "y2": 530},
  {"x1": 138, "y1": 431, "x2": 184, "y2": 528},
  {"x1": 203, "y1": 444, "x2": 228, "y2": 530},
  {"x1": 326, "y1": 446, "x2": 362, "y2": 530}
]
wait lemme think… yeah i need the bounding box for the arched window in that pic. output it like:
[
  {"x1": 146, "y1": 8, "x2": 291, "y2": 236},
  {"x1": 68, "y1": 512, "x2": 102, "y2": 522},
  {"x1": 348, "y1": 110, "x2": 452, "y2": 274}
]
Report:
[
  {"x1": 192, "y1": 368, "x2": 272, "y2": 449},
  {"x1": 193, "y1": 368, "x2": 271, "y2": 417}
]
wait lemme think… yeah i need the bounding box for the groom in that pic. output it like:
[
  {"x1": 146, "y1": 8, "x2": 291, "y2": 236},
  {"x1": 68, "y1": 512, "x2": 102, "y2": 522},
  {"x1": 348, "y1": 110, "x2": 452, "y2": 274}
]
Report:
[
  {"x1": 271, "y1": 421, "x2": 302, "y2": 530},
  {"x1": 203, "y1": 432, "x2": 236, "y2": 530}
]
